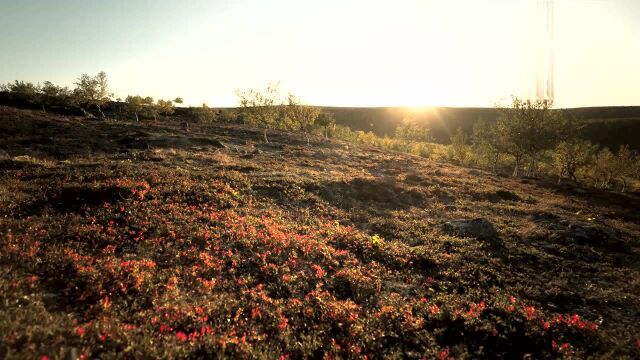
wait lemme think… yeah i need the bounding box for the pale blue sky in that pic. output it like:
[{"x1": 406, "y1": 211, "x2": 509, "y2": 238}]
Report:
[{"x1": 1, "y1": 0, "x2": 639, "y2": 107}]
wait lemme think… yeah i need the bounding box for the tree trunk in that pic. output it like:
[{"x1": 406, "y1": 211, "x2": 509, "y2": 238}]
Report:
[
  {"x1": 263, "y1": 128, "x2": 269, "y2": 143},
  {"x1": 80, "y1": 107, "x2": 94, "y2": 118},
  {"x1": 569, "y1": 167, "x2": 577, "y2": 182},
  {"x1": 96, "y1": 104, "x2": 105, "y2": 118},
  {"x1": 527, "y1": 155, "x2": 537, "y2": 178},
  {"x1": 512, "y1": 156, "x2": 520, "y2": 177}
]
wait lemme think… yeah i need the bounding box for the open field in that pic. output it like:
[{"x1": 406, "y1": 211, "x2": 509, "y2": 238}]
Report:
[{"x1": 1, "y1": 105, "x2": 639, "y2": 359}]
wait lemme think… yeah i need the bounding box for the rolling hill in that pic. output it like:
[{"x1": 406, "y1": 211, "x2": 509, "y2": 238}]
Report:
[{"x1": 2, "y1": 92, "x2": 640, "y2": 150}]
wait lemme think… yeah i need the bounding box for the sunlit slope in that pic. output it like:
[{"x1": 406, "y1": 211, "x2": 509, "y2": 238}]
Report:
[{"x1": 1, "y1": 106, "x2": 639, "y2": 358}]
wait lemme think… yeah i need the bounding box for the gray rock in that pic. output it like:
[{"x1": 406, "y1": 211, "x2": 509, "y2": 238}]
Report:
[
  {"x1": 205, "y1": 138, "x2": 226, "y2": 148},
  {"x1": 12, "y1": 155, "x2": 34, "y2": 162},
  {"x1": 0, "y1": 149, "x2": 9, "y2": 160},
  {"x1": 443, "y1": 218, "x2": 499, "y2": 241},
  {"x1": 210, "y1": 139, "x2": 227, "y2": 149},
  {"x1": 568, "y1": 222, "x2": 626, "y2": 251},
  {"x1": 468, "y1": 169, "x2": 482, "y2": 176}
]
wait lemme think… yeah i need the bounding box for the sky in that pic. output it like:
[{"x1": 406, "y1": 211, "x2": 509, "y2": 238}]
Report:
[{"x1": 0, "y1": 0, "x2": 639, "y2": 108}]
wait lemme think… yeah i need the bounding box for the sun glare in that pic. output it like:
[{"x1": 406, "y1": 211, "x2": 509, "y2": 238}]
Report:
[{"x1": 404, "y1": 106, "x2": 434, "y2": 114}]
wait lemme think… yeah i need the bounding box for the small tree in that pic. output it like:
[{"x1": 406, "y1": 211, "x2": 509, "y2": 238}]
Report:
[
  {"x1": 125, "y1": 95, "x2": 145, "y2": 121},
  {"x1": 332, "y1": 125, "x2": 360, "y2": 143},
  {"x1": 40, "y1": 81, "x2": 73, "y2": 109},
  {"x1": 591, "y1": 148, "x2": 616, "y2": 189},
  {"x1": 633, "y1": 156, "x2": 640, "y2": 183},
  {"x1": 6, "y1": 80, "x2": 40, "y2": 103},
  {"x1": 551, "y1": 114, "x2": 598, "y2": 183},
  {"x1": 236, "y1": 82, "x2": 282, "y2": 143},
  {"x1": 356, "y1": 131, "x2": 379, "y2": 146},
  {"x1": 216, "y1": 108, "x2": 239, "y2": 123},
  {"x1": 74, "y1": 71, "x2": 111, "y2": 118},
  {"x1": 156, "y1": 99, "x2": 175, "y2": 117},
  {"x1": 449, "y1": 127, "x2": 469, "y2": 166},
  {"x1": 615, "y1": 145, "x2": 636, "y2": 192},
  {"x1": 552, "y1": 140, "x2": 598, "y2": 183},
  {"x1": 41, "y1": 81, "x2": 70, "y2": 97},
  {"x1": 142, "y1": 96, "x2": 158, "y2": 120},
  {"x1": 285, "y1": 94, "x2": 320, "y2": 144},
  {"x1": 315, "y1": 111, "x2": 336, "y2": 138},
  {"x1": 495, "y1": 113, "x2": 525, "y2": 176},
  {"x1": 496, "y1": 97, "x2": 560, "y2": 177},
  {"x1": 194, "y1": 103, "x2": 216, "y2": 122},
  {"x1": 472, "y1": 119, "x2": 504, "y2": 173},
  {"x1": 395, "y1": 117, "x2": 431, "y2": 142},
  {"x1": 173, "y1": 97, "x2": 184, "y2": 105}
]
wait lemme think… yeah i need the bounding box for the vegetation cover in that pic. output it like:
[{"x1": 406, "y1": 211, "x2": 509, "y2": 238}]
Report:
[
  {"x1": 1, "y1": 106, "x2": 639, "y2": 359},
  {"x1": 2, "y1": 75, "x2": 639, "y2": 193}
]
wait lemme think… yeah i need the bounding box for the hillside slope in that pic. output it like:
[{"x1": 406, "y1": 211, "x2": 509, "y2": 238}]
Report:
[
  {"x1": 2, "y1": 92, "x2": 639, "y2": 150},
  {"x1": 1, "y1": 106, "x2": 639, "y2": 359}
]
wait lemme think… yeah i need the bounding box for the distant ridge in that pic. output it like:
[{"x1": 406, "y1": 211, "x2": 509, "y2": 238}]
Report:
[
  {"x1": 1, "y1": 90, "x2": 638, "y2": 150},
  {"x1": 320, "y1": 106, "x2": 640, "y2": 150}
]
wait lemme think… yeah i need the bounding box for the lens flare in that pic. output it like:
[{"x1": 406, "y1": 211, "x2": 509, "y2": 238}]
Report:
[{"x1": 536, "y1": 0, "x2": 555, "y2": 102}]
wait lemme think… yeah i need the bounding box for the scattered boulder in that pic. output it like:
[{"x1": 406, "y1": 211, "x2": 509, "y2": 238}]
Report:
[
  {"x1": 435, "y1": 190, "x2": 455, "y2": 205},
  {"x1": 495, "y1": 189, "x2": 521, "y2": 201},
  {"x1": 528, "y1": 211, "x2": 560, "y2": 223},
  {"x1": 443, "y1": 218, "x2": 499, "y2": 241},
  {"x1": 12, "y1": 155, "x2": 35, "y2": 162},
  {"x1": 315, "y1": 177, "x2": 426, "y2": 210},
  {"x1": 473, "y1": 189, "x2": 522, "y2": 203},
  {"x1": 209, "y1": 139, "x2": 227, "y2": 149},
  {"x1": 404, "y1": 173, "x2": 425, "y2": 184},
  {"x1": 468, "y1": 169, "x2": 484, "y2": 176},
  {"x1": 191, "y1": 137, "x2": 227, "y2": 149},
  {"x1": 568, "y1": 222, "x2": 627, "y2": 252}
]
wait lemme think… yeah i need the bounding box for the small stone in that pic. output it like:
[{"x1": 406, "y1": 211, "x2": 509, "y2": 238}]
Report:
[
  {"x1": 443, "y1": 218, "x2": 499, "y2": 241},
  {"x1": 209, "y1": 139, "x2": 226, "y2": 148}
]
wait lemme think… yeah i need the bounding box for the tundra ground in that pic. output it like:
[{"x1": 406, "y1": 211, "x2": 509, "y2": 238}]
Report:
[{"x1": 1, "y1": 106, "x2": 639, "y2": 359}]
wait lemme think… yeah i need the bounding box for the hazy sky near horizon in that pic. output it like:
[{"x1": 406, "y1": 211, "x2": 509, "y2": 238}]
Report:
[{"x1": 1, "y1": 0, "x2": 638, "y2": 108}]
